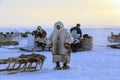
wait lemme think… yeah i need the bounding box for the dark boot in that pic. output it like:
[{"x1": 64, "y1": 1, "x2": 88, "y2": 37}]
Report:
[
  {"x1": 62, "y1": 63, "x2": 70, "y2": 69},
  {"x1": 54, "y1": 62, "x2": 61, "y2": 70}
]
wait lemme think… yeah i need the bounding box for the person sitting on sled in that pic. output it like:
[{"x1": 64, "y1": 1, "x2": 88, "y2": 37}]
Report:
[
  {"x1": 71, "y1": 34, "x2": 93, "y2": 52},
  {"x1": 32, "y1": 26, "x2": 47, "y2": 50},
  {"x1": 48, "y1": 21, "x2": 73, "y2": 70},
  {"x1": 70, "y1": 23, "x2": 82, "y2": 43}
]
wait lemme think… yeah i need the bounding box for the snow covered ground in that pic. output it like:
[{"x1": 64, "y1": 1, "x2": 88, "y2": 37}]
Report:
[{"x1": 0, "y1": 28, "x2": 120, "y2": 80}]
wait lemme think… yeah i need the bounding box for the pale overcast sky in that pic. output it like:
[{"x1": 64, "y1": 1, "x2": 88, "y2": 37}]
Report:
[{"x1": 0, "y1": 0, "x2": 120, "y2": 28}]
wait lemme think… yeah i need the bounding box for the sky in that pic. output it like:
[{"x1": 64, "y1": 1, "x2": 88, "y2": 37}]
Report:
[{"x1": 0, "y1": 0, "x2": 120, "y2": 28}]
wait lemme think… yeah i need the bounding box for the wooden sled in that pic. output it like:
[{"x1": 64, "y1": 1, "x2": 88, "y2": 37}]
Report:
[
  {"x1": 0, "y1": 53, "x2": 46, "y2": 74},
  {"x1": 71, "y1": 34, "x2": 93, "y2": 52},
  {"x1": 107, "y1": 44, "x2": 120, "y2": 49},
  {"x1": 107, "y1": 32, "x2": 120, "y2": 42},
  {"x1": 0, "y1": 41, "x2": 19, "y2": 46},
  {"x1": 20, "y1": 47, "x2": 51, "y2": 52},
  {"x1": 20, "y1": 34, "x2": 51, "y2": 52}
]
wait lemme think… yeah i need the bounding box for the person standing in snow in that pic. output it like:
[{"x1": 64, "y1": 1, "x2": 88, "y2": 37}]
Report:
[
  {"x1": 32, "y1": 26, "x2": 47, "y2": 50},
  {"x1": 70, "y1": 23, "x2": 82, "y2": 42},
  {"x1": 48, "y1": 21, "x2": 73, "y2": 70}
]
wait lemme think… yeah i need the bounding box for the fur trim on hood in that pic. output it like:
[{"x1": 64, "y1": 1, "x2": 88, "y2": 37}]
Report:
[
  {"x1": 54, "y1": 21, "x2": 64, "y2": 31},
  {"x1": 37, "y1": 26, "x2": 42, "y2": 30}
]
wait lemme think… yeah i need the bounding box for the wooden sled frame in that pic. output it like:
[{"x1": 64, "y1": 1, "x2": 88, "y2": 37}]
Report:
[{"x1": 0, "y1": 53, "x2": 46, "y2": 73}]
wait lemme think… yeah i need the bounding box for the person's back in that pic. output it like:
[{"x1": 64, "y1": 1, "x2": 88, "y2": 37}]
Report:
[
  {"x1": 71, "y1": 30, "x2": 79, "y2": 39},
  {"x1": 70, "y1": 24, "x2": 82, "y2": 40},
  {"x1": 70, "y1": 23, "x2": 82, "y2": 38}
]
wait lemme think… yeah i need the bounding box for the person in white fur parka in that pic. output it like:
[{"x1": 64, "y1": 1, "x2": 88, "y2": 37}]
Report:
[{"x1": 48, "y1": 21, "x2": 73, "y2": 70}]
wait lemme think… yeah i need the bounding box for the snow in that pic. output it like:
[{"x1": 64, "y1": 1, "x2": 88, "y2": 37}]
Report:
[{"x1": 0, "y1": 28, "x2": 120, "y2": 80}]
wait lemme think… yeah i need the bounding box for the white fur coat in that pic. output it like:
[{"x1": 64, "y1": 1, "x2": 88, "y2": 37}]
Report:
[{"x1": 48, "y1": 21, "x2": 73, "y2": 55}]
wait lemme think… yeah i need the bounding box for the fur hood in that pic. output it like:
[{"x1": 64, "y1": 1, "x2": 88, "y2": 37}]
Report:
[{"x1": 53, "y1": 21, "x2": 64, "y2": 31}]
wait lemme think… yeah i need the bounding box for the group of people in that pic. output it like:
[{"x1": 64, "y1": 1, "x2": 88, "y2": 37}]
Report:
[{"x1": 32, "y1": 21, "x2": 92, "y2": 70}]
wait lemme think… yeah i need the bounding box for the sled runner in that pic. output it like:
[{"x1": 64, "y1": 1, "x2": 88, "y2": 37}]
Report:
[
  {"x1": 107, "y1": 44, "x2": 120, "y2": 49},
  {"x1": 71, "y1": 34, "x2": 93, "y2": 52},
  {"x1": 0, "y1": 53, "x2": 46, "y2": 74},
  {"x1": 20, "y1": 47, "x2": 51, "y2": 52}
]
